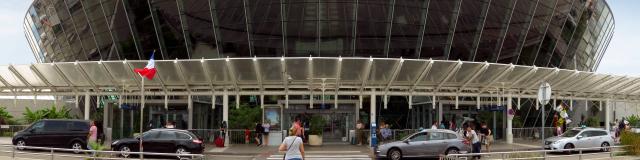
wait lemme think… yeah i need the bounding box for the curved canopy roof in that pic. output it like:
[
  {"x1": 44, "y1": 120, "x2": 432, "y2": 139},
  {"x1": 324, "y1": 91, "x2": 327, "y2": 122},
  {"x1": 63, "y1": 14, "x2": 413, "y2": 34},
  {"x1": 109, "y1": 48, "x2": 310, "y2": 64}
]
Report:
[{"x1": 0, "y1": 57, "x2": 638, "y2": 101}]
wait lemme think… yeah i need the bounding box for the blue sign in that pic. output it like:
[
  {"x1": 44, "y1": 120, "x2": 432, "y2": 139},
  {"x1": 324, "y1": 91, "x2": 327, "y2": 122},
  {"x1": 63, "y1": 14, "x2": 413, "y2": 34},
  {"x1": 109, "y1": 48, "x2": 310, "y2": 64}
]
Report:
[{"x1": 370, "y1": 123, "x2": 377, "y2": 147}]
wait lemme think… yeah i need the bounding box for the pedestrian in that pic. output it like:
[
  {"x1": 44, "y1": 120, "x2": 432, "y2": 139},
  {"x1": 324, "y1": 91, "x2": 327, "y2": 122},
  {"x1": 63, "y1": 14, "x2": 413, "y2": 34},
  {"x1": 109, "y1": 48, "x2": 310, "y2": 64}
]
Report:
[
  {"x1": 479, "y1": 122, "x2": 492, "y2": 152},
  {"x1": 356, "y1": 120, "x2": 364, "y2": 145},
  {"x1": 88, "y1": 121, "x2": 98, "y2": 150},
  {"x1": 553, "y1": 114, "x2": 560, "y2": 136},
  {"x1": 465, "y1": 125, "x2": 481, "y2": 159},
  {"x1": 381, "y1": 124, "x2": 392, "y2": 143},
  {"x1": 431, "y1": 122, "x2": 438, "y2": 129},
  {"x1": 263, "y1": 121, "x2": 271, "y2": 146},
  {"x1": 279, "y1": 127, "x2": 305, "y2": 160},
  {"x1": 255, "y1": 122, "x2": 263, "y2": 146},
  {"x1": 165, "y1": 121, "x2": 175, "y2": 128},
  {"x1": 244, "y1": 127, "x2": 251, "y2": 144},
  {"x1": 449, "y1": 117, "x2": 457, "y2": 131}
]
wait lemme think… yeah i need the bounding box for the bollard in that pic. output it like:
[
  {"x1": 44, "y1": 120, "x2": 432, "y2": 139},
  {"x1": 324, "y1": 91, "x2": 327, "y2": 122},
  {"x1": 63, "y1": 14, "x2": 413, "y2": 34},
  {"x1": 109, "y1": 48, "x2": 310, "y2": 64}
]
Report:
[
  {"x1": 50, "y1": 148, "x2": 54, "y2": 160},
  {"x1": 579, "y1": 149, "x2": 582, "y2": 160},
  {"x1": 11, "y1": 146, "x2": 15, "y2": 159}
]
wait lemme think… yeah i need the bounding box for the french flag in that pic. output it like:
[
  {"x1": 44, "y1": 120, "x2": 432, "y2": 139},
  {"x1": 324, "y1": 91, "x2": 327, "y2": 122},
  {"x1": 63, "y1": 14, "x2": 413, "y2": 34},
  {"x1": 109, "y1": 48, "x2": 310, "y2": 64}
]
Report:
[{"x1": 134, "y1": 52, "x2": 157, "y2": 80}]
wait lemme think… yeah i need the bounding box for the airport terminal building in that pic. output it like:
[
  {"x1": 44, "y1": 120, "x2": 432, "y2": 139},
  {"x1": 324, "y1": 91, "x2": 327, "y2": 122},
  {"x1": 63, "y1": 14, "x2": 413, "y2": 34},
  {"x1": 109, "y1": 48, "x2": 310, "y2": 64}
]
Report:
[{"x1": 14, "y1": 0, "x2": 632, "y2": 145}]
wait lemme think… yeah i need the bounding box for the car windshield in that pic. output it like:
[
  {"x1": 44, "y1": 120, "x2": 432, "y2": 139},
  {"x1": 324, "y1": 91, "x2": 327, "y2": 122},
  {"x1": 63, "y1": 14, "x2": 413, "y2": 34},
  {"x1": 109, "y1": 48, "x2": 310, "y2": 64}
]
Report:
[
  {"x1": 402, "y1": 133, "x2": 417, "y2": 141},
  {"x1": 561, "y1": 130, "x2": 581, "y2": 137}
]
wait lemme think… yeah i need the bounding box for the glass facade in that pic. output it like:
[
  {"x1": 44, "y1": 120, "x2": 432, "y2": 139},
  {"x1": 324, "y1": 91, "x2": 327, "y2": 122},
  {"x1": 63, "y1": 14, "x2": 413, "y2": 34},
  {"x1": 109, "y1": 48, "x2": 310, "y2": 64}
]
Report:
[{"x1": 25, "y1": 0, "x2": 614, "y2": 71}]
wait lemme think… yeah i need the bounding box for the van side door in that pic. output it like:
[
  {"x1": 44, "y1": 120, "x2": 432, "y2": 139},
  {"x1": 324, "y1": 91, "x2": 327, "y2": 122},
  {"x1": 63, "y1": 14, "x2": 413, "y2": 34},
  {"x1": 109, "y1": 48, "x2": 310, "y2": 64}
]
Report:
[{"x1": 24, "y1": 121, "x2": 45, "y2": 146}]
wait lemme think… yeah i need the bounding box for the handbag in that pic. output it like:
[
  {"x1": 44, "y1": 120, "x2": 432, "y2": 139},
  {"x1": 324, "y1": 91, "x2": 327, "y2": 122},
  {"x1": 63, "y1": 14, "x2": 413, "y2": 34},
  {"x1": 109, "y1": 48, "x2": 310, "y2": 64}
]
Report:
[{"x1": 283, "y1": 137, "x2": 297, "y2": 160}]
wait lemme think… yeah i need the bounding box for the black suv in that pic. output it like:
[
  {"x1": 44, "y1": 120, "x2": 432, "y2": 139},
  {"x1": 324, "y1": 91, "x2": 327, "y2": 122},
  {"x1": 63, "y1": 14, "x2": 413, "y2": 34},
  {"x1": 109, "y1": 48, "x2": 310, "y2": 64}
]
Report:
[
  {"x1": 12, "y1": 119, "x2": 90, "y2": 153},
  {"x1": 111, "y1": 129, "x2": 205, "y2": 158}
]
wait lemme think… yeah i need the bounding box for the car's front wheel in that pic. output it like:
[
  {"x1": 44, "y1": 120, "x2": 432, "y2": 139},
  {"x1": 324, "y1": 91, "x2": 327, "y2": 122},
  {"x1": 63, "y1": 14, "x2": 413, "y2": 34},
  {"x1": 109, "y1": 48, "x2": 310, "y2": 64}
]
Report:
[
  {"x1": 563, "y1": 143, "x2": 574, "y2": 154},
  {"x1": 387, "y1": 148, "x2": 402, "y2": 160},
  {"x1": 119, "y1": 145, "x2": 131, "y2": 158},
  {"x1": 601, "y1": 142, "x2": 610, "y2": 152},
  {"x1": 15, "y1": 139, "x2": 26, "y2": 150}
]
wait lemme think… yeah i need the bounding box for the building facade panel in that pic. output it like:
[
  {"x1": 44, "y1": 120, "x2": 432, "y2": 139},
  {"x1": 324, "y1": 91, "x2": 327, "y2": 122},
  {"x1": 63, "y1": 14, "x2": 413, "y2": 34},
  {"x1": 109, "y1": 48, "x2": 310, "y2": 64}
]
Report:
[{"x1": 25, "y1": 0, "x2": 614, "y2": 72}]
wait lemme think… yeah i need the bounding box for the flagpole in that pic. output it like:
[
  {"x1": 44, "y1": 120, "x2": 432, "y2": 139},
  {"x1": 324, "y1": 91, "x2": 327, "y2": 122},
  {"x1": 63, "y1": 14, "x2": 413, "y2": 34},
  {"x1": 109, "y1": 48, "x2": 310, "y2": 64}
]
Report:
[{"x1": 140, "y1": 76, "x2": 145, "y2": 160}]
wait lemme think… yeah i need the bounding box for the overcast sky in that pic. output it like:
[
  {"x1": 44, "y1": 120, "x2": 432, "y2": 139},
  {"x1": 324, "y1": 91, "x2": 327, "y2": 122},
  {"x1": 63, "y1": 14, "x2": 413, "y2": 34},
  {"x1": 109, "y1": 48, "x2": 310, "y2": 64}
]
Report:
[{"x1": 0, "y1": 0, "x2": 637, "y2": 76}]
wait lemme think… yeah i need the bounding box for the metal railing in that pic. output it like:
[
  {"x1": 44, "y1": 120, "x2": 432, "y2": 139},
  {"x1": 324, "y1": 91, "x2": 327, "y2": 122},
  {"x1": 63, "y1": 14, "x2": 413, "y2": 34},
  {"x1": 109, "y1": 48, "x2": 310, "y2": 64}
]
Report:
[
  {"x1": 0, "y1": 144, "x2": 206, "y2": 160},
  {"x1": 512, "y1": 127, "x2": 555, "y2": 140},
  {"x1": 0, "y1": 125, "x2": 28, "y2": 137},
  {"x1": 444, "y1": 145, "x2": 628, "y2": 160}
]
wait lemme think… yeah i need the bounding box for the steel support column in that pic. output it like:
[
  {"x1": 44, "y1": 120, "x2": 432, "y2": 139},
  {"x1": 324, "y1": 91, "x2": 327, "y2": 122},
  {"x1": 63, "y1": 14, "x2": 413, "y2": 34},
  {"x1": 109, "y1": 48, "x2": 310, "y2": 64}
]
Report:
[
  {"x1": 507, "y1": 93, "x2": 513, "y2": 144},
  {"x1": 223, "y1": 91, "x2": 229, "y2": 146},
  {"x1": 605, "y1": 99, "x2": 610, "y2": 131},
  {"x1": 188, "y1": 95, "x2": 193, "y2": 129},
  {"x1": 85, "y1": 93, "x2": 90, "y2": 120}
]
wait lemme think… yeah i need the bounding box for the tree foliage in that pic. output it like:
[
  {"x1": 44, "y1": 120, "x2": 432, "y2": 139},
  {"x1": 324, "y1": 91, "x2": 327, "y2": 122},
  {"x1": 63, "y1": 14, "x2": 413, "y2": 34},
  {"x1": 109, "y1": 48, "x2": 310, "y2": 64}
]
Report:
[
  {"x1": 0, "y1": 107, "x2": 17, "y2": 125},
  {"x1": 309, "y1": 115, "x2": 326, "y2": 135},
  {"x1": 23, "y1": 105, "x2": 74, "y2": 124},
  {"x1": 228, "y1": 103, "x2": 262, "y2": 129}
]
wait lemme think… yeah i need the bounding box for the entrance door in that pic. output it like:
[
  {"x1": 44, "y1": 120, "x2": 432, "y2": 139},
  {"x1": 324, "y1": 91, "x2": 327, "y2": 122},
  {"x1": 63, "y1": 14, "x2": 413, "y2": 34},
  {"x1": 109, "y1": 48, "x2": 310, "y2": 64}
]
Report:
[{"x1": 282, "y1": 103, "x2": 356, "y2": 143}]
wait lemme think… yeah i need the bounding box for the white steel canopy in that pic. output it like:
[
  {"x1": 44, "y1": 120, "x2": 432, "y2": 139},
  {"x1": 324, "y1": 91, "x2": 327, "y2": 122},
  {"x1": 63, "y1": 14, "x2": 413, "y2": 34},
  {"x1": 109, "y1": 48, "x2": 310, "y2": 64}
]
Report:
[{"x1": 0, "y1": 57, "x2": 639, "y2": 102}]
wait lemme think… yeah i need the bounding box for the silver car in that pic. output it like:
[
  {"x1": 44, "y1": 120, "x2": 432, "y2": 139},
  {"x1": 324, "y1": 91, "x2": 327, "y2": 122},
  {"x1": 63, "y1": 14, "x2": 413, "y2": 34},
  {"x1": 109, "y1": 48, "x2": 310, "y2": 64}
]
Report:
[
  {"x1": 376, "y1": 129, "x2": 470, "y2": 160},
  {"x1": 544, "y1": 128, "x2": 614, "y2": 152}
]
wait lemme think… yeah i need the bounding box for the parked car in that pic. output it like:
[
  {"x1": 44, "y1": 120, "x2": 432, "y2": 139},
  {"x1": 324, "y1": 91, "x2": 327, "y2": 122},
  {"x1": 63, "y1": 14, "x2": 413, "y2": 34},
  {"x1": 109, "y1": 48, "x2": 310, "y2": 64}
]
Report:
[
  {"x1": 376, "y1": 129, "x2": 470, "y2": 160},
  {"x1": 111, "y1": 129, "x2": 204, "y2": 158},
  {"x1": 12, "y1": 119, "x2": 90, "y2": 153},
  {"x1": 544, "y1": 127, "x2": 613, "y2": 152}
]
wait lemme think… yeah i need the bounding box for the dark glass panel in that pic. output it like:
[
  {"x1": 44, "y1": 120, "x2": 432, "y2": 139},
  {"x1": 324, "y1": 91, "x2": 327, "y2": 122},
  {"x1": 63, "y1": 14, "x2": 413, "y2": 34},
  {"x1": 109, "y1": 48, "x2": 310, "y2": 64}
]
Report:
[
  {"x1": 183, "y1": 0, "x2": 220, "y2": 58},
  {"x1": 109, "y1": 0, "x2": 139, "y2": 60},
  {"x1": 152, "y1": 0, "x2": 190, "y2": 59},
  {"x1": 215, "y1": 0, "x2": 251, "y2": 57},
  {"x1": 355, "y1": 0, "x2": 389, "y2": 58},
  {"x1": 388, "y1": 0, "x2": 422, "y2": 59},
  {"x1": 498, "y1": 0, "x2": 537, "y2": 64},
  {"x1": 536, "y1": 0, "x2": 573, "y2": 67},
  {"x1": 66, "y1": 0, "x2": 101, "y2": 60},
  {"x1": 420, "y1": 0, "x2": 456, "y2": 59},
  {"x1": 319, "y1": 0, "x2": 354, "y2": 57},
  {"x1": 247, "y1": 0, "x2": 283, "y2": 57},
  {"x1": 82, "y1": 0, "x2": 119, "y2": 60},
  {"x1": 519, "y1": 0, "x2": 556, "y2": 67},
  {"x1": 125, "y1": 0, "x2": 162, "y2": 59},
  {"x1": 285, "y1": 0, "x2": 319, "y2": 57},
  {"x1": 474, "y1": 0, "x2": 514, "y2": 62},
  {"x1": 55, "y1": 0, "x2": 88, "y2": 61},
  {"x1": 449, "y1": 0, "x2": 487, "y2": 61}
]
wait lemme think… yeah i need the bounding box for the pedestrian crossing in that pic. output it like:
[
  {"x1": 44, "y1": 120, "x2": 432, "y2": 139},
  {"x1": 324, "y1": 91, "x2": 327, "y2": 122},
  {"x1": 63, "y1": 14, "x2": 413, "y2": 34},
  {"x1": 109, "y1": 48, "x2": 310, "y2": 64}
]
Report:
[{"x1": 267, "y1": 151, "x2": 371, "y2": 160}]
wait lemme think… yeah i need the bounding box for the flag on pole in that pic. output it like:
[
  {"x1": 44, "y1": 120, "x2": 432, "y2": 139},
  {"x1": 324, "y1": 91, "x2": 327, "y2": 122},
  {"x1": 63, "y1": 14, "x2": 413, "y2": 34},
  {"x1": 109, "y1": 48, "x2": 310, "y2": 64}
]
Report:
[{"x1": 134, "y1": 52, "x2": 157, "y2": 80}]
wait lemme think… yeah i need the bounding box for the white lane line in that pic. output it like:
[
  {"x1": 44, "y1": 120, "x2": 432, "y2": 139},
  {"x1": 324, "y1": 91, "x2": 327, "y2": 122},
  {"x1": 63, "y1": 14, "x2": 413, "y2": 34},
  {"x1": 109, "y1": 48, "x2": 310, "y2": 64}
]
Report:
[
  {"x1": 267, "y1": 158, "x2": 370, "y2": 160},
  {"x1": 0, "y1": 156, "x2": 45, "y2": 160},
  {"x1": 269, "y1": 155, "x2": 370, "y2": 158},
  {"x1": 210, "y1": 155, "x2": 255, "y2": 158},
  {"x1": 511, "y1": 142, "x2": 540, "y2": 148},
  {"x1": 305, "y1": 151, "x2": 363, "y2": 153}
]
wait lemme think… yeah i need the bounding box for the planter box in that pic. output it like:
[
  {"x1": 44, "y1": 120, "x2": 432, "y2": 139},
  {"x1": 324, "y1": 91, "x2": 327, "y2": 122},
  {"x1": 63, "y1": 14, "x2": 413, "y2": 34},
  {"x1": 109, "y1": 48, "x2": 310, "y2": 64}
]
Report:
[{"x1": 308, "y1": 135, "x2": 323, "y2": 146}]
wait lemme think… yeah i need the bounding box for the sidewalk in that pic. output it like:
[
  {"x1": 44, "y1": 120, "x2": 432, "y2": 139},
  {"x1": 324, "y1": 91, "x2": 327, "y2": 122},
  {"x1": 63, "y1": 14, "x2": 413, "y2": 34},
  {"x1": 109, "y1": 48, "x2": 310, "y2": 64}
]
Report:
[
  {"x1": 205, "y1": 143, "x2": 370, "y2": 155},
  {"x1": 0, "y1": 137, "x2": 11, "y2": 145}
]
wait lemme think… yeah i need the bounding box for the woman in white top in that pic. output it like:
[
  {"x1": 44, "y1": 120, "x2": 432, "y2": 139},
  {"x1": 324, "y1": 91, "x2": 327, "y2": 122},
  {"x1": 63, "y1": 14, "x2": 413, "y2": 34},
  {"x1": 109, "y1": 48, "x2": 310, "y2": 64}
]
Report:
[
  {"x1": 279, "y1": 127, "x2": 305, "y2": 160},
  {"x1": 465, "y1": 125, "x2": 481, "y2": 159}
]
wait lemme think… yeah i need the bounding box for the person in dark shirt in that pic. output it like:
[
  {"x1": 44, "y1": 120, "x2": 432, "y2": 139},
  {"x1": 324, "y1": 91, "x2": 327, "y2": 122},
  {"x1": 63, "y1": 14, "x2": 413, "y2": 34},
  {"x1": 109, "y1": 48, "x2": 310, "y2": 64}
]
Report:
[
  {"x1": 479, "y1": 122, "x2": 492, "y2": 152},
  {"x1": 254, "y1": 122, "x2": 263, "y2": 146}
]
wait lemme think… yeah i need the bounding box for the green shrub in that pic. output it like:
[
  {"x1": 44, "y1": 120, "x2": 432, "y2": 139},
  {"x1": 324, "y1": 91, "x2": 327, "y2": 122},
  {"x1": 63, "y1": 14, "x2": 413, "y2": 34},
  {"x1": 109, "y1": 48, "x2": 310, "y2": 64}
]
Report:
[
  {"x1": 585, "y1": 117, "x2": 600, "y2": 127},
  {"x1": 309, "y1": 115, "x2": 326, "y2": 135},
  {"x1": 228, "y1": 103, "x2": 261, "y2": 129},
  {"x1": 620, "y1": 131, "x2": 640, "y2": 155},
  {"x1": 627, "y1": 115, "x2": 640, "y2": 127},
  {"x1": 23, "y1": 106, "x2": 74, "y2": 123}
]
